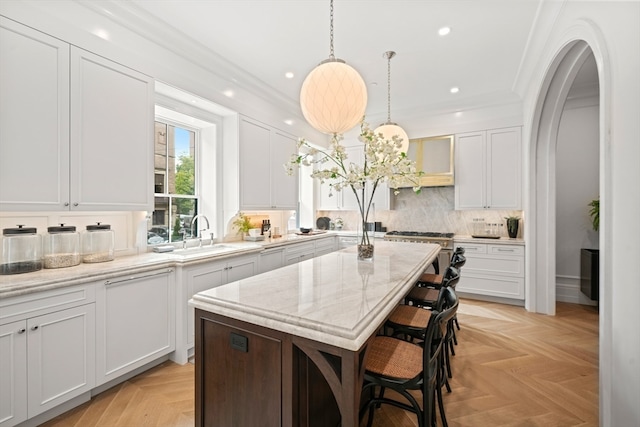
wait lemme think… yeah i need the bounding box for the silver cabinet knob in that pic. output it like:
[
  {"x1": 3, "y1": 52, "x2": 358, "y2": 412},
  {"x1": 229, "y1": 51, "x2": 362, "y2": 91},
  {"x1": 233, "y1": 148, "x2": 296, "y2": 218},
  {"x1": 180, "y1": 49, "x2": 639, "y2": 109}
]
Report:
[
  {"x1": 30, "y1": 325, "x2": 39, "y2": 331},
  {"x1": 64, "y1": 202, "x2": 69, "y2": 206},
  {"x1": 73, "y1": 203, "x2": 79, "y2": 207},
  {"x1": 17, "y1": 328, "x2": 26, "y2": 334}
]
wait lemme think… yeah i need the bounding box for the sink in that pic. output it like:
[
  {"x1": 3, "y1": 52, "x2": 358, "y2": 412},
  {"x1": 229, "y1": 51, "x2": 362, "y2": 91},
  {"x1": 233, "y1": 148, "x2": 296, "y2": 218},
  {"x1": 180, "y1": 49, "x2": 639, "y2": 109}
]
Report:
[{"x1": 165, "y1": 243, "x2": 259, "y2": 259}]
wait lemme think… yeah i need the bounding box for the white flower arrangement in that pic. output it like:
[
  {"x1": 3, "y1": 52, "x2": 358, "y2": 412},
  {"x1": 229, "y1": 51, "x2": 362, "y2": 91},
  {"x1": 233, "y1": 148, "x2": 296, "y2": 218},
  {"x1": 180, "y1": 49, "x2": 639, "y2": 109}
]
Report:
[{"x1": 285, "y1": 120, "x2": 422, "y2": 255}]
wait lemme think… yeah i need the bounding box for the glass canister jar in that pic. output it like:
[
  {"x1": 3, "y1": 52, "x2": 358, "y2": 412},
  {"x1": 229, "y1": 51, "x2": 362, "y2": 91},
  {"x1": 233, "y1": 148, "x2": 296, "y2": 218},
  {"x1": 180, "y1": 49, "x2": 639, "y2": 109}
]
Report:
[
  {"x1": 82, "y1": 223, "x2": 114, "y2": 263},
  {"x1": 43, "y1": 224, "x2": 81, "y2": 269},
  {"x1": 1, "y1": 225, "x2": 43, "y2": 275}
]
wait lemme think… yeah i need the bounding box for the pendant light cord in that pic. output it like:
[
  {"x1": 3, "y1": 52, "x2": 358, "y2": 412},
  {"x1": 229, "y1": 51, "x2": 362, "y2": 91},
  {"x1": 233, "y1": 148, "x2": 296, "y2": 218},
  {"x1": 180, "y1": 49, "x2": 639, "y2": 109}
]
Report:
[
  {"x1": 387, "y1": 53, "x2": 392, "y2": 122},
  {"x1": 329, "y1": 0, "x2": 335, "y2": 60}
]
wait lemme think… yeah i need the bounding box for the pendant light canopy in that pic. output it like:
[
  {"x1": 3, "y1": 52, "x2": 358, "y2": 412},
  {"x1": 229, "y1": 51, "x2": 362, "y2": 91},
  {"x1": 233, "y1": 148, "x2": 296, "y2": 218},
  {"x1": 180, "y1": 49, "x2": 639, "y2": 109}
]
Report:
[
  {"x1": 374, "y1": 51, "x2": 409, "y2": 154},
  {"x1": 300, "y1": 0, "x2": 367, "y2": 135}
]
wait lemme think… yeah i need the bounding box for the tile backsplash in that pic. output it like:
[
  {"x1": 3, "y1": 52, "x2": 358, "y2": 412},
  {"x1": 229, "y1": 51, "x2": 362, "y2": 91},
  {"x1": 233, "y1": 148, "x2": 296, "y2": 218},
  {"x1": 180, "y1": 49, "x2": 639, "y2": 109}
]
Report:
[{"x1": 318, "y1": 186, "x2": 523, "y2": 237}]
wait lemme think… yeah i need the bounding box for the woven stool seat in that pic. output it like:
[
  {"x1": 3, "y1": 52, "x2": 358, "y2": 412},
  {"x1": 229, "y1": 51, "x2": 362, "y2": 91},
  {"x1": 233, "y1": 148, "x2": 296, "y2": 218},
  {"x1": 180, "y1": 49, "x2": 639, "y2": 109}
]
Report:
[
  {"x1": 388, "y1": 304, "x2": 432, "y2": 329},
  {"x1": 418, "y1": 272, "x2": 443, "y2": 286},
  {"x1": 407, "y1": 286, "x2": 440, "y2": 303},
  {"x1": 366, "y1": 336, "x2": 422, "y2": 380}
]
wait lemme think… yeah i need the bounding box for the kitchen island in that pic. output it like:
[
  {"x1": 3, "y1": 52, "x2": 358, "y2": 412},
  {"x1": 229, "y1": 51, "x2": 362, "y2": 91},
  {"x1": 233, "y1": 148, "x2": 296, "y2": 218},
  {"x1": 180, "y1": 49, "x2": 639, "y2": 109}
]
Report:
[{"x1": 189, "y1": 241, "x2": 439, "y2": 427}]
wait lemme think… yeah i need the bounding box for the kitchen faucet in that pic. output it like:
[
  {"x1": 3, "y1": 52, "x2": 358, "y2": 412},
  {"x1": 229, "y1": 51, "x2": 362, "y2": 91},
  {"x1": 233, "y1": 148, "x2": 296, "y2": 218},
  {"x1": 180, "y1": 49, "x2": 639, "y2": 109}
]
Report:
[{"x1": 190, "y1": 214, "x2": 212, "y2": 247}]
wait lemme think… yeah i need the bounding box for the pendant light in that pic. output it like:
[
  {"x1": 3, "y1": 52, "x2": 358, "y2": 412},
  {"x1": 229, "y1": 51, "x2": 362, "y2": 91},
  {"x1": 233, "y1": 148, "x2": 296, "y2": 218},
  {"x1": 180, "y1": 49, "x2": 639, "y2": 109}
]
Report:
[
  {"x1": 300, "y1": 0, "x2": 367, "y2": 135},
  {"x1": 374, "y1": 51, "x2": 409, "y2": 154}
]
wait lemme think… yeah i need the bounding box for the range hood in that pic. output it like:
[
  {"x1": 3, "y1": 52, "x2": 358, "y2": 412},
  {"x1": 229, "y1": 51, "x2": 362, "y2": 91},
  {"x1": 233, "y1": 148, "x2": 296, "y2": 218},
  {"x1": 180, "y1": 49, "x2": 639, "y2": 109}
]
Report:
[{"x1": 405, "y1": 134, "x2": 455, "y2": 187}]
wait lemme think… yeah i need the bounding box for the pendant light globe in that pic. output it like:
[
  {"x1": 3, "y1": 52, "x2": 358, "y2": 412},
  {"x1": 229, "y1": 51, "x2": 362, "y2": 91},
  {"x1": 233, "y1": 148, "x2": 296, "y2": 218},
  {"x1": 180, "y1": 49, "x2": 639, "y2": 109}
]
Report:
[
  {"x1": 300, "y1": 59, "x2": 368, "y2": 135},
  {"x1": 374, "y1": 122, "x2": 409, "y2": 154},
  {"x1": 374, "y1": 50, "x2": 409, "y2": 153},
  {"x1": 299, "y1": 0, "x2": 367, "y2": 135}
]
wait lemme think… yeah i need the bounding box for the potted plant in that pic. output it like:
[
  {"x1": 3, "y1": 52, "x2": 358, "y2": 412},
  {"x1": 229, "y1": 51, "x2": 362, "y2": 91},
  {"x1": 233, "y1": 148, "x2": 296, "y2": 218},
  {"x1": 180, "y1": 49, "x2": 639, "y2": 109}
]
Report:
[
  {"x1": 232, "y1": 212, "x2": 252, "y2": 236},
  {"x1": 588, "y1": 198, "x2": 599, "y2": 231},
  {"x1": 504, "y1": 216, "x2": 520, "y2": 238}
]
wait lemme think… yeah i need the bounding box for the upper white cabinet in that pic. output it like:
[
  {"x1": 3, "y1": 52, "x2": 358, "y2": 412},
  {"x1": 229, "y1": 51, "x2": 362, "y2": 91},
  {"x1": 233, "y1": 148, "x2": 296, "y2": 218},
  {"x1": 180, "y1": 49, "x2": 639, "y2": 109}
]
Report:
[
  {"x1": 0, "y1": 17, "x2": 154, "y2": 212},
  {"x1": 70, "y1": 48, "x2": 154, "y2": 211},
  {"x1": 454, "y1": 127, "x2": 522, "y2": 210},
  {"x1": 316, "y1": 145, "x2": 391, "y2": 211},
  {"x1": 239, "y1": 116, "x2": 298, "y2": 210}
]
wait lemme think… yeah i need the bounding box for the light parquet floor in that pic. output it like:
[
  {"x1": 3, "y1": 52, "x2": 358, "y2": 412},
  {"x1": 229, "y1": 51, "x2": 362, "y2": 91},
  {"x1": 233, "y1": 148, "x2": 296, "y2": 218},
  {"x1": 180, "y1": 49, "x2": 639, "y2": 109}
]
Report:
[{"x1": 40, "y1": 299, "x2": 598, "y2": 427}]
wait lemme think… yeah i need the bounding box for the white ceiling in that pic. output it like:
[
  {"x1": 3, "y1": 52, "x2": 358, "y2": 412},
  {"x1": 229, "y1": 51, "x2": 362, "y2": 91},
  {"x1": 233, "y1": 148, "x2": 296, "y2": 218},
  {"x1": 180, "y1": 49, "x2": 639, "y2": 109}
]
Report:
[{"x1": 127, "y1": 0, "x2": 544, "y2": 126}]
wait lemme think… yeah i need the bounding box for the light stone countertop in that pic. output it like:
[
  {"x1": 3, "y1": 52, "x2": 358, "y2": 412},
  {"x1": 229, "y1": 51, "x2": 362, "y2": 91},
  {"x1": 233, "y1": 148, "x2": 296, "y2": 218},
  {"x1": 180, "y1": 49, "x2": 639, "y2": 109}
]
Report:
[
  {"x1": 453, "y1": 235, "x2": 526, "y2": 245},
  {"x1": 189, "y1": 241, "x2": 440, "y2": 351},
  {"x1": 0, "y1": 233, "x2": 338, "y2": 299}
]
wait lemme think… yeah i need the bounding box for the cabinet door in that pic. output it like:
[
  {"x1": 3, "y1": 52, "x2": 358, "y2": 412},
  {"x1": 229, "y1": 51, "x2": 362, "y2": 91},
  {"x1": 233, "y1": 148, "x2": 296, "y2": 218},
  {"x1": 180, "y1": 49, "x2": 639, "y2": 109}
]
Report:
[
  {"x1": 27, "y1": 304, "x2": 95, "y2": 417},
  {"x1": 186, "y1": 261, "x2": 228, "y2": 349},
  {"x1": 259, "y1": 248, "x2": 285, "y2": 273},
  {"x1": 271, "y1": 131, "x2": 298, "y2": 209},
  {"x1": 70, "y1": 48, "x2": 154, "y2": 211},
  {"x1": 0, "y1": 321, "x2": 27, "y2": 427},
  {"x1": 239, "y1": 117, "x2": 272, "y2": 210},
  {"x1": 486, "y1": 127, "x2": 522, "y2": 209},
  {"x1": 0, "y1": 17, "x2": 70, "y2": 211},
  {"x1": 454, "y1": 131, "x2": 486, "y2": 209},
  {"x1": 227, "y1": 256, "x2": 257, "y2": 282},
  {"x1": 96, "y1": 270, "x2": 174, "y2": 385}
]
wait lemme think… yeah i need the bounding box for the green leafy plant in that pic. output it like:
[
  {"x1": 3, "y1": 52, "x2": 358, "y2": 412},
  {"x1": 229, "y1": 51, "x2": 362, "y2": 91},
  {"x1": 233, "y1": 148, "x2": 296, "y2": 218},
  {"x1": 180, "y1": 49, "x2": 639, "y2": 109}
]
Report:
[
  {"x1": 588, "y1": 199, "x2": 599, "y2": 231},
  {"x1": 232, "y1": 212, "x2": 252, "y2": 235}
]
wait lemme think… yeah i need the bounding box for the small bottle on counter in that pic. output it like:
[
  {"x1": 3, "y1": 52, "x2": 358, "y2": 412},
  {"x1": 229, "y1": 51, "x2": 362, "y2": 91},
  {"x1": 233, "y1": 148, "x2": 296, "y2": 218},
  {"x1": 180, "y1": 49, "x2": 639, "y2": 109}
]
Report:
[
  {"x1": 82, "y1": 223, "x2": 115, "y2": 263},
  {"x1": 0, "y1": 225, "x2": 43, "y2": 275}
]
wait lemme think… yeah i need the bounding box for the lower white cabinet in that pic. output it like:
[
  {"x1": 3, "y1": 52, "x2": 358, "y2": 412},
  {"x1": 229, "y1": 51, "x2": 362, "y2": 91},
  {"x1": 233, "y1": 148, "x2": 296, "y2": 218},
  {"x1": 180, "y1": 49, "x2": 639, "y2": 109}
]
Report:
[
  {"x1": 259, "y1": 247, "x2": 285, "y2": 273},
  {"x1": 184, "y1": 255, "x2": 258, "y2": 351},
  {"x1": 285, "y1": 241, "x2": 316, "y2": 265},
  {"x1": 454, "y1": 241, "x2": 525, "y2": 300},
  {"x1": 314, "y1": 236, "x2": 338, "y2": 257},
  {"x1": 95, "y1": 268, "x2": 175, "y2": 386},
  {"x1": 0, "y1": 286, "x2": 95, "y2": 427}
]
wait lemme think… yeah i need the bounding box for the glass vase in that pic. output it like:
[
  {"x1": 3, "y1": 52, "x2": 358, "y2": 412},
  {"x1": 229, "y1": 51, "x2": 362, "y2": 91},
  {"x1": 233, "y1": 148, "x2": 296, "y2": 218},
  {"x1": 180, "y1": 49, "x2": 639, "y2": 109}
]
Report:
[{"x1": 357, "y1": 202, "x2": 375, "y2": 260}]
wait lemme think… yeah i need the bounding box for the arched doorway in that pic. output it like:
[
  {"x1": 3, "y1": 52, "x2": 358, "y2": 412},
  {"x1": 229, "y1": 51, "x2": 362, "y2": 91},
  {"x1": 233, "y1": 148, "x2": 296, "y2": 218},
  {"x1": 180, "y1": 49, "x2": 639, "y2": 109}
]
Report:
[{"x1": 527, "y1": 40, "x2": 603, "y2": 315}]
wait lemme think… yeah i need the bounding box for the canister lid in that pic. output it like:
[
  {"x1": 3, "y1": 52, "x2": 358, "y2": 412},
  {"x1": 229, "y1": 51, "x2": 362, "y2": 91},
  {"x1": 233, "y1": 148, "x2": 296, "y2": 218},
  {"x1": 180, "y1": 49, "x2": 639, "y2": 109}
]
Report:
[
  {"x1": 3, "y1": 225, "x2": 37, "y2": 235},
  {"x1": 86, "y1": 222, "x2": 111, "y2": 231},
  {"x1": 48, "y1": 224, "x2": 77, "y2": 233}
]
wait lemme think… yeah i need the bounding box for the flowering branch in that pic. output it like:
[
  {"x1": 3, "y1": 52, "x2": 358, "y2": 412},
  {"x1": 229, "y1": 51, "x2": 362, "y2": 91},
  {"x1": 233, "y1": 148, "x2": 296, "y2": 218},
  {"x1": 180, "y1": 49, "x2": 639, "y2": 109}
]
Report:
[{"x1": 285, "y1": 120, "x2": 423, "y2": 248}]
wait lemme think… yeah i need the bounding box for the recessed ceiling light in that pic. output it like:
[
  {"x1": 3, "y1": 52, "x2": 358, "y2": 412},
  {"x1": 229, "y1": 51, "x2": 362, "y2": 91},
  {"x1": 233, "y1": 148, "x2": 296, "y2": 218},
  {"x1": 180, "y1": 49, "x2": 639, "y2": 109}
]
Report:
[
  {"x1": 450, "y1": 87, "x2": 459, "y2": 94},
  {"x1": 93, "y1": 28, "x2": 110, "y2": 40},
  {"x1": 285, "y1": 72, "x2": 294, "y2": 79},
  {"x1": 370, "y1": 82, "x2": 378, "y2": 87},
  {"x1": 438, "y1": 27, "x2": 451, "y2": 36},
  {"x1": 223, "y1": 90, "x2": 234, "y2": 98},
  {"x1": 284, "y1": 119, "x2": 294, "y2": 126}
]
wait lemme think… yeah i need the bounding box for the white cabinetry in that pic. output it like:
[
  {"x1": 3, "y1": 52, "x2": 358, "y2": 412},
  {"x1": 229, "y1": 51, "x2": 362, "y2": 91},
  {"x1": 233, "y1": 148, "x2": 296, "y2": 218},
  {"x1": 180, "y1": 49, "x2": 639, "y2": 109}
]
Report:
[
  {"x1": 314, "y1": 236, "x2": 338, "y2": 257},
  {"x1": 259, "y1": 247, "x2": 285, "y2": 273},
  {"x1": 183, "y1": 254, "x2": 258, "y2": 352},
  {"x1": 454, "y1": 127, "x2": 522, "y2": 210},
  {"x1": 95, "y1": 269, "x2": 175, "y2": 386},
  {"x1": 0, "y1": 285, "x2": 95, "y2": 427},
  {"x1": 317, "y1": 145, "x2": 392, "y2": 211},
  {"x1": 239, "y1": 116, "x2": 298, "y2": 210},
  {"x1": 284, "y1": 241, "x2": 316, "y2": 265},
  {"x1": 454, "y1": 241, "x2": 525, "y2": 300},
  {"x1": 0, "y1": 17, "x2": 154, "y2": 212}
]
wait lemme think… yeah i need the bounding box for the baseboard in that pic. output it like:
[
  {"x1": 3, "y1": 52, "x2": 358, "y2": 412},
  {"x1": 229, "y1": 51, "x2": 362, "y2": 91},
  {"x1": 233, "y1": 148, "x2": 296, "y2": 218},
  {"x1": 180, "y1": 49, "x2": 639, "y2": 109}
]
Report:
[
  {"x1": 556, "y1": 275, "x2": 597, "y2": 306},
  {"x1": 456, "y1": 291, "x2": 525, "y2": 307},
  {"x1": 15, "y1": 393, "x2": 91, "y2": 427}
]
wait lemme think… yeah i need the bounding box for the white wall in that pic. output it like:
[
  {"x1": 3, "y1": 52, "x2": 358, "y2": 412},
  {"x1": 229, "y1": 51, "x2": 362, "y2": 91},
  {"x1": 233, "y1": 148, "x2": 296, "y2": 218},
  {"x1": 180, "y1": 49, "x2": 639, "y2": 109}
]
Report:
[
  {"x1": 555, "y1": 101, "x2": 599, "y2": 304},
  {"x1": 519, "y1": 2, "x2": 640, "y2": 425}
]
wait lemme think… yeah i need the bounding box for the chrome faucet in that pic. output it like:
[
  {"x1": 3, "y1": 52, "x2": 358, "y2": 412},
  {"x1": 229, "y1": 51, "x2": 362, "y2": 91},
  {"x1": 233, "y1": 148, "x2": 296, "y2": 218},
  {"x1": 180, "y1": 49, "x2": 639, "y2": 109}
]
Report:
[{"x1": 190, "y1": 214, "x2": 211, "y2": 247}]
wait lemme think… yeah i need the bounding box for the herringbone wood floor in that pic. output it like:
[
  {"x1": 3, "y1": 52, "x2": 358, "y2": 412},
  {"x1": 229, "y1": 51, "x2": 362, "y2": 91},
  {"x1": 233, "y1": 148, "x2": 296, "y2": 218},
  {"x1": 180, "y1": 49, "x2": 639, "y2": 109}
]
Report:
[{"x1": 40, "y1": 299, "x2": 598, "y2": 427}]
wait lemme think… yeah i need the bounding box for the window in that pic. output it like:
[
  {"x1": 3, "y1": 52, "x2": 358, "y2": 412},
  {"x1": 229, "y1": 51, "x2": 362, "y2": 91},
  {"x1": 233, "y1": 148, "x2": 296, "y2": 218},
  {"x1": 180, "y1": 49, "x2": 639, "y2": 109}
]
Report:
[{"x1": 150, "y1": 120, "x2": 198, "y2": 244}]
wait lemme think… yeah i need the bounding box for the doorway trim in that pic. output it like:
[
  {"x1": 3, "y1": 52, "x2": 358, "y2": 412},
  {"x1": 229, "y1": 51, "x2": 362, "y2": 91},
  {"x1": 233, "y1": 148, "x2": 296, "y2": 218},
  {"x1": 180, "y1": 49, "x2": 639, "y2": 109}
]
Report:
[{"x1": 525, "y1": 20, "x2": 611, "y2": 425}]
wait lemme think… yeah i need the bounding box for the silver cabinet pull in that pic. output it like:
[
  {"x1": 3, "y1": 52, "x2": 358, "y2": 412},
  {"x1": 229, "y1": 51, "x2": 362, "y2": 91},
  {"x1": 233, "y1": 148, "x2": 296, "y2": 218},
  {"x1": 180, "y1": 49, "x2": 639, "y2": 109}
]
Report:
[
  {"x1": 64, "y1": 202, "x2": 70, "y2": 206},
  {"x1": 498, "y1": 248, "x2": 515, "y2": 252},
  {"x1": 17, "y1": 328, "x2": 26, "y2": 334},
  {"x1": 30, "y1": 325, "x2": 38, "y2": 331},
  {"x1": 73, "y1": 203, "x2": 79, "y2": 207}
]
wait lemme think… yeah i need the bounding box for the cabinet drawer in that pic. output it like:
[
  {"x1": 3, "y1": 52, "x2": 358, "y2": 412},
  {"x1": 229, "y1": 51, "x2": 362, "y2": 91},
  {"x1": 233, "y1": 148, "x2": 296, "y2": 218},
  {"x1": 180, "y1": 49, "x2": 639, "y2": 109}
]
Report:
[
  {"x1": 314, "y1": 237, "x2": 336, "y2": 251},
  {"x1": 463, "y1": 254, "x2": 524, "y2": 278},
  {"x1": 455, "y1": 242, "x2": 487, "y2": 254},
  {"x1": 0, "y1": 285, "x2": 95, "y2": 325},
  {"x1": 488, "y1": 245, "x2": 524, "y2": 256},
  {"x1": 285, "y1": 242, "x2": 315, "y2": 255},
  {"x1": 457, "y1": 274, "x2": 524, "y2": 299}
]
